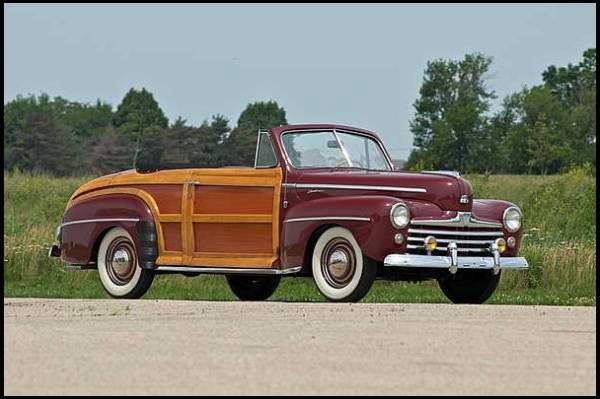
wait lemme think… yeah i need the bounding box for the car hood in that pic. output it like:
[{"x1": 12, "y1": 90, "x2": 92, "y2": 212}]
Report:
[{"x1": 295, "y1": 169, "x2": 473, "y2": 212}]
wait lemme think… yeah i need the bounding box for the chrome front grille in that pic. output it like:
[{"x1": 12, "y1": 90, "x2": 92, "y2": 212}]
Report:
[{"x1": 407, "y1": 226, "x2": 503, "y2": 255}]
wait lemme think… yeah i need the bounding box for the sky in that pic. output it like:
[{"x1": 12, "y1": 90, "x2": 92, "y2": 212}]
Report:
[{"x1": 4, "y1": 4, "x2": 596, "y2": 160}]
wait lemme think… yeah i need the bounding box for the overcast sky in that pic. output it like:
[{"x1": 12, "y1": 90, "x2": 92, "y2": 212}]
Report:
[{"x1": 4, "y1": 4, "x2": 596, "y2": 159}]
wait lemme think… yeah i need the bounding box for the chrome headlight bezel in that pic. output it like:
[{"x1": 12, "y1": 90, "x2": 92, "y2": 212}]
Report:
[
  {"x1": 390, "y1": 202, "x2": 410, "y2": 229},
  {"x1": 503, "y1": 206, "x2": 522, "y2": 233}
]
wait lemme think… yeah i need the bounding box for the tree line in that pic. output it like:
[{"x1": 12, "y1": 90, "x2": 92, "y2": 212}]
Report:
[
  {"x1": 3, "y1": 89, "x2": 287, "y2": 176},
  {"x1": 407, "y1": 48, "x2": 596, "y2": 174},
  {"x1": 3, "y1": 48, "x2": 595, "y2": 176}
]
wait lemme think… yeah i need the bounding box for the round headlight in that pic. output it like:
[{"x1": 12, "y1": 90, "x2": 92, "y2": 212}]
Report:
[
  {"x1": 503, "y1": 207, "x2": 522, "y2": 233},
  {"x1": 390, "y1": 203, "x2": 410, "y2": 229}
]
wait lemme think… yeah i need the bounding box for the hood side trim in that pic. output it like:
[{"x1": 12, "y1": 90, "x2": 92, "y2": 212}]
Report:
[{"x1": 283, "y1": 183, "x2": 426, "y2": 193}]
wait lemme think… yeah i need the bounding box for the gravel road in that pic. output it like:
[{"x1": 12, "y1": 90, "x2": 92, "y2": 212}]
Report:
[{"x1": 4, "y1": 298, "x2": 596, "y2": 395}]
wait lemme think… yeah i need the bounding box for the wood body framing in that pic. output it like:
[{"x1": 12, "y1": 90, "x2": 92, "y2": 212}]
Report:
[{"x1": 68, "y1": 168, "x2": 283, "y2": 269}]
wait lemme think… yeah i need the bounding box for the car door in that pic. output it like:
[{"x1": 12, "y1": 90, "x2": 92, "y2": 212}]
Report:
[{"x1": 184, "y1": 167, "x2": 283, "y2": 269}]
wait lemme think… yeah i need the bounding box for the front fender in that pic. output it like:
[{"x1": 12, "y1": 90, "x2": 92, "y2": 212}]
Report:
[
  {"x1": 282, "y1": 195, "x2": 404, "y2": 269},
  {"x1": 473, "y1": 199, "x2": 523, "y2": 255}
]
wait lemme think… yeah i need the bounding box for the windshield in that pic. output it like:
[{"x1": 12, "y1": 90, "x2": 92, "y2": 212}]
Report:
[{"x1": 281, "y1": 130, "x2": 392, "y2": 171}]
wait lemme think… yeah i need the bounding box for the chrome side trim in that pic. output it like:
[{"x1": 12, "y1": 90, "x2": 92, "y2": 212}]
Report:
[
  {"x1": 411, "y1": 212, "x2": 502, "y2": 228},
  {"x1": 284, "y1": 183, "x2": 426, "y2": 193},
  {"x1": 408, "y1": 228, "x2": 503, "y2": 237},
  {"x1": 283, "y1": 216, "x2": 371, "y2": 223},
  {"x1": 156, "y1": 266, "x2": 302, "y2": 275},
  {"x1": 60, "y1": 218, "x2": 140, "y2": 228},
  {"x1": 421, "y1": 170, "x2": 461, "y2": 178}
]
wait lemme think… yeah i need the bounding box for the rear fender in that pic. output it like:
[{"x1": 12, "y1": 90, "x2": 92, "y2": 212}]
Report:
[{"x1": 60, "y1": 194, "x2": 158, "y2": 268}]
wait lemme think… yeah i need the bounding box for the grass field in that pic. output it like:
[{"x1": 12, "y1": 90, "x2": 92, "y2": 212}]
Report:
[{"x1": 3, "y1": 168, "x2": 596, "y2": 305}]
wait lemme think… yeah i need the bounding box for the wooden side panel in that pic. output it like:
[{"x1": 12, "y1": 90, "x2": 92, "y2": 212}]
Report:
[
  {"x1": 188, "y1": 168, "x2": 283, "y2": 268},
  {"x1": 67, "y1": 167, "x2": 283, "y2": 269},
  {"x1": 194, "y1": 186, "x2": 273, "y2": 214},
  {"x1": 193, "y1": 223, "x2": 272, "y2": 254},
  {"x1": 161, "y1": 222, "x2": 183, "y2": 252},
  {"x1": 130, "y1": 184, "x2": 182, "y2": 214}
]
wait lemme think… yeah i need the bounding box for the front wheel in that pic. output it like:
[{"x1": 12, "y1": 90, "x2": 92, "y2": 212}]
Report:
[
  {"x1": 311, "y1": 226, "x2": 376, "y2": 302},
  {"x1": 97, "y1": 227, "x2": 155, "y2": 299},
  {"x1": 226, "y1": 275, "x2": 281, "y2": 301},
  {"x1": 438, "y1": 269, "x2": 501, "y2": 304}
]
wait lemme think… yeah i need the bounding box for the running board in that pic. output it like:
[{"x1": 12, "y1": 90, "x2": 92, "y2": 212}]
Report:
[{"x1": 155, "y1": 266, "x2": 302, "y2": 275}]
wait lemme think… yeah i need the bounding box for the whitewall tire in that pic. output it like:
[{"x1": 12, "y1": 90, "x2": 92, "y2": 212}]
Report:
[
  {"x1": 311, "y1": 226, "x2": 377, "y2": 302},
  {"x1": 97, "y1": 227, "x2": 155, "y2": 299}
]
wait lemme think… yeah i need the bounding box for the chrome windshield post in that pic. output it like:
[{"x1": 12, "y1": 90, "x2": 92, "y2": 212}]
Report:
[
  {"x1": 254, "y1": 129, "x2": 268, "y2": 168},
  {"x1": 332, "y1": 129, "x2": 353, "y2": 167}
]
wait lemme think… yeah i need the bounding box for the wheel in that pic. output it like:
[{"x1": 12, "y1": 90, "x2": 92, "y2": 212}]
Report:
[
  {"x1": 438, "y1": 269, "x2": 501, "y2": 304},
  {"x1": 97, "y1": 227, "x2": 155, "y2": 299},
  {"x1": 311, "y1": 226, "x2": 377, "y2": 302},
  {"x1": 226, "y1": 275, "x2": 281, "y2": 301}
]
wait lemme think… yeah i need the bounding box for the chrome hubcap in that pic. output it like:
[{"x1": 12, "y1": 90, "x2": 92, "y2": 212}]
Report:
[
  {"x1": 111, "y1": 249, "x2": 131, "y2": 275},
  {"x1": 106, "y1": 238, "x2": 136, "y2": 285},
  {"x1": 328, "y1": 250, "x2": 350, "y2": 279},
  {"x1": 321, "y1": 238, "x2": 356, "y2": 288}
]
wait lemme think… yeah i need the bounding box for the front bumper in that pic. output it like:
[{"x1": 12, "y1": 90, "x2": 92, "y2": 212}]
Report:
[{"x1": 384, "y1": 254, "x2": 528, "y2": 274}]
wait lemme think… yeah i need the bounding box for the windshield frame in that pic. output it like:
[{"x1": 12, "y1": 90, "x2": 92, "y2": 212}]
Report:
[{"x1": 279, "y1": 128, "x2": 394, "y2": 171}]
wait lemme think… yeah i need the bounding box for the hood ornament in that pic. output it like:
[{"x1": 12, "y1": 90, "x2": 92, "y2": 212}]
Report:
[{"x1": 460, "y1": 195, "x2": 470, "y2": 204}]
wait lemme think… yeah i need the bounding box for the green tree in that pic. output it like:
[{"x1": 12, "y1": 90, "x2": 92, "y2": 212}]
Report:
[
  {"x1": 87, "y1": 127, "x2": 134, "y2": 174},
  {"x1": 7, "y1": 94, "x2": 78, "y2": 175},
  {"x1": 157, "y1": 115, "x2": 230, "y2": 168},
  {"x1": 222, "y1": 101, "x2": 287, "y2": 166},
  {"x1": 113, "y1": 88, "x2": 168, "y2": 168},
  {"x1": 492, "y1": 48, "x2": 596, "y2": 174},
  {"x1": 407, "y1": 53, "x2": 496, "y2": 172},
  {"x1": 526, "y1": 115, "x2": 565, "y2": 175}
]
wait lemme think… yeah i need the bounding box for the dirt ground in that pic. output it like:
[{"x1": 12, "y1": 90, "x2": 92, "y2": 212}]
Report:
[{"x1": 3, "y1": 298, "x2": 596, "y2": 395}]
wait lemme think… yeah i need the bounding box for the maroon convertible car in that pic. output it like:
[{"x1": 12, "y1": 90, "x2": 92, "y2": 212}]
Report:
[{"x1": 50, "y1": 124, "x2": 528, "y2": 303}]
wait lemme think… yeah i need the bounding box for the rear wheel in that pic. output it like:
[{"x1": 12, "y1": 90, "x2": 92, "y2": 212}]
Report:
[
  {"x1": 226, "y1": 275, "x2": 281, "y2": 301},
  {"x1": 97, "y1": 227, "x2": 155, "y2": 299},
  {"x1": 438, "y1": 269, "x2": 501, "y2": 304},
  {"x1": 311, "y1": 226, "x2": 376, "y2": 302}
]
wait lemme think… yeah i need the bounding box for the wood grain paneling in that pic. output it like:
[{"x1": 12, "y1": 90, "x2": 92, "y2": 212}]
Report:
[
  {"x1": 162, "y1": 222, "x2": 182, "y2": 251},
  {"x1": 193, "y1": 186, "x2": 274, "y2": 214},
  {"x1": 131, "y1": 184, "x2": 182, "y2": 214},
  {"x1": 67, "y1": 167, "x2": 283, "y2": 269},
  {"x1": 193, "y1": 223, "x2": 272, "y2": 254}
]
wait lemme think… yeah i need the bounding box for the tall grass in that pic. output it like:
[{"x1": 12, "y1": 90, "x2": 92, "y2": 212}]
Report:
[{"x1": 3, "y1": 168, "x2": 596, "y2": 305}]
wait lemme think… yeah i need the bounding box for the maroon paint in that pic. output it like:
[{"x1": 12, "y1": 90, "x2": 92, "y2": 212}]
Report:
[
  {"x1": 268, "y1": 124, "x2": 523, "y2": 267},
  {"x1": 282, "y1": 195, "x2": 404, "y2": 268},
  {"x1": 60, "y1": 194, "x2": 154, "y2": 265}
]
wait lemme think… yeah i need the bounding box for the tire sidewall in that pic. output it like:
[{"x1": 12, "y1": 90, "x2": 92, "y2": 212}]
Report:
[
  {"x1": 312, "y1": 227, "x2": 364, "y2": 301},
  {"x1": 97, "y1": 227, "x2": 143, "y2": 297}
]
